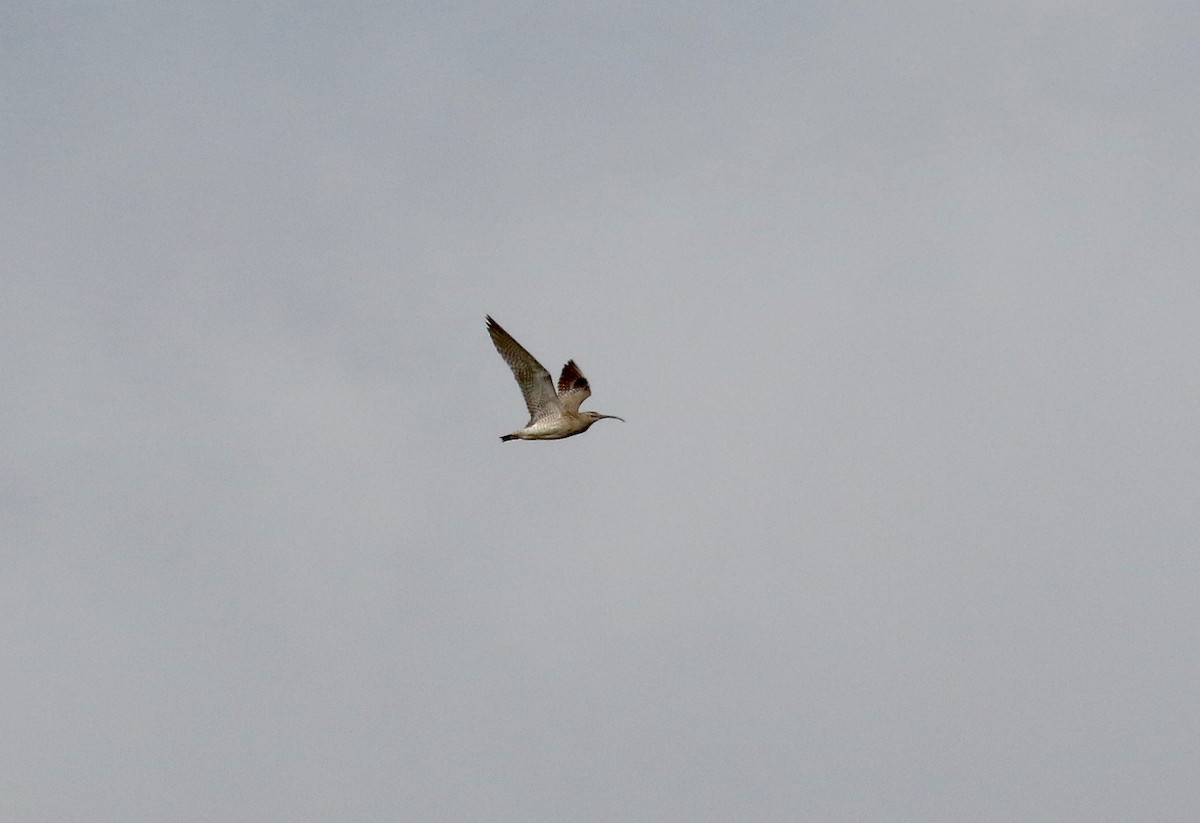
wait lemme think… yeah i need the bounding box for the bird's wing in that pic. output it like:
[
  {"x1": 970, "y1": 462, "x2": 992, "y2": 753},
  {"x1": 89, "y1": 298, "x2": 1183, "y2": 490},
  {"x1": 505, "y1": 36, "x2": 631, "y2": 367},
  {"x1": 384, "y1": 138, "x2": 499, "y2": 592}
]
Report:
[
  {"x1": 487, "y1": 316, "x2": 562, "y2": 423},
  {"x1": 557, "y1": 360, "x2": 592, "y2": 414}
]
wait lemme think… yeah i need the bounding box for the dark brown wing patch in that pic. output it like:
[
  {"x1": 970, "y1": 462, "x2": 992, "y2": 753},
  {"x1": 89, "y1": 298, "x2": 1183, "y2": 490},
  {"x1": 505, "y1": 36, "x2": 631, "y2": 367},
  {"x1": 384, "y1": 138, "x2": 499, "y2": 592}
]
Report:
[{"x1": 558, "y1": 360, "x2": 589, "y2": 394}]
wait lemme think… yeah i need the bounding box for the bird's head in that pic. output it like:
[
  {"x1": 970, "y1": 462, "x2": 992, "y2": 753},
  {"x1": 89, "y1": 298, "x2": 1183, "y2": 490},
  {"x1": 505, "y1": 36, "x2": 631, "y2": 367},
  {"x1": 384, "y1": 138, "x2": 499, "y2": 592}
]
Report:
[{"x1": 582, "y1": 411, "x2": 625, "y2": 428}]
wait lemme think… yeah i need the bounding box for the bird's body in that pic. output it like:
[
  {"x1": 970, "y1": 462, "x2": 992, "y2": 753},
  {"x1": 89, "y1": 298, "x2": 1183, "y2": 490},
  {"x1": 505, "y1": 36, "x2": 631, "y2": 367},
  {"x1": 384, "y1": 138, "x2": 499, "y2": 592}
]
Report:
[{"x1": 486, "y1": 315, "x2": 624, "y2": 442}]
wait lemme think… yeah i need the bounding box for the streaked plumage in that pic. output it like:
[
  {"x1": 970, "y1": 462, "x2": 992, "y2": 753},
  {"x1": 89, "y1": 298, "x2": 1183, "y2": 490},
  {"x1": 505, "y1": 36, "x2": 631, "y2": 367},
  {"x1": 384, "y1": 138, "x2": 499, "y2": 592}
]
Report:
[{"x1": 486, "y1": 315, "x2": 624, "y2": 442}]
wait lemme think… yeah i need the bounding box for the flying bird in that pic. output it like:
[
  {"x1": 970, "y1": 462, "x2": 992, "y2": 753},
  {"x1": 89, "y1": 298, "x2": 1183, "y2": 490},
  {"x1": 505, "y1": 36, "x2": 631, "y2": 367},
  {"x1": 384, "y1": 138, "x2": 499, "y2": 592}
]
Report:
[{"x1": 486, "y1": 315, "x2": 624, "y2": 442}]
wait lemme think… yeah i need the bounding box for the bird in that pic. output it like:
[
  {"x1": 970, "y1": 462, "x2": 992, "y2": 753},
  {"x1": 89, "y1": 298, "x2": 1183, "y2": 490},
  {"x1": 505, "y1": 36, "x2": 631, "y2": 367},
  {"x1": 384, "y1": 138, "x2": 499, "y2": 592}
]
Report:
[{"x1": 486, "y1": 315, "x2": 624, "y2": 442}]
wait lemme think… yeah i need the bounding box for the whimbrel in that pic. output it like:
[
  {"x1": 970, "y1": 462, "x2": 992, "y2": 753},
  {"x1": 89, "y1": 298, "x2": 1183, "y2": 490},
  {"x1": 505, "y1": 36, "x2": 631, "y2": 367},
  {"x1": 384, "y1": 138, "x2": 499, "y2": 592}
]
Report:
[{"x1": 487, "y1": 315, "x2": 625, "y2": 442}]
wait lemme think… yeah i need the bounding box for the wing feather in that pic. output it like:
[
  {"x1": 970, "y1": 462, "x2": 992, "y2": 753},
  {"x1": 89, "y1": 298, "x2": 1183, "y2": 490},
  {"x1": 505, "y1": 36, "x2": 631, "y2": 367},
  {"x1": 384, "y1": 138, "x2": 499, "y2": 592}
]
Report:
[
  {"x1": 557, "y1": 359, "x2": 592, "y2": 414},
  {"x1": 487, "y1": 316, "x2": 562, "y2": 423}
]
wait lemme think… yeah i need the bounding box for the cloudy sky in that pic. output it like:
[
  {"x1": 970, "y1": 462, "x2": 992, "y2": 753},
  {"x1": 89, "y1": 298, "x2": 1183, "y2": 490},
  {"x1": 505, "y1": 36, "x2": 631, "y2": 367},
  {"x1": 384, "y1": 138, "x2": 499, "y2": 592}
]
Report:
[{"x1": 4, "y1": 2, "x2": 1199, "y2": 820}]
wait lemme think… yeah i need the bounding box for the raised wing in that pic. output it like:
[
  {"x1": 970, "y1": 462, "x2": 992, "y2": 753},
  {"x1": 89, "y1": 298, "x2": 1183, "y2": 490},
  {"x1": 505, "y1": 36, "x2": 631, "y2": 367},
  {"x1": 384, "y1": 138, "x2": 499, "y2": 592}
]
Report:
[
  {"x1": 487, "y1": 316, "x2": 562, "y2": 423},
  {"x1": 557, "y1": 360, "x2": 591, "y2": 414}
]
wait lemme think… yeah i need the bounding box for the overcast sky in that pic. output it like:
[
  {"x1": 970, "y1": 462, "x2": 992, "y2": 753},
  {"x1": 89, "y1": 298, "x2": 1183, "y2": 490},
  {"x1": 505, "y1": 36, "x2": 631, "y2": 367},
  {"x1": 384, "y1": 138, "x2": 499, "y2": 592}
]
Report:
[{"x1": 4, "y1": 2, "x2": 1200, "y2": 821}]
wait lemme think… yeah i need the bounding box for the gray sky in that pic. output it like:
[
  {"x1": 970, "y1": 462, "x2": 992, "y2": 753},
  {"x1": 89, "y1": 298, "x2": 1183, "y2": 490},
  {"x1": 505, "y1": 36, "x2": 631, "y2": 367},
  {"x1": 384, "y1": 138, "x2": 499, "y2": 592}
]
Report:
[{"x1": 4, "y1": 2, "x2": 1199, "y2": 820}]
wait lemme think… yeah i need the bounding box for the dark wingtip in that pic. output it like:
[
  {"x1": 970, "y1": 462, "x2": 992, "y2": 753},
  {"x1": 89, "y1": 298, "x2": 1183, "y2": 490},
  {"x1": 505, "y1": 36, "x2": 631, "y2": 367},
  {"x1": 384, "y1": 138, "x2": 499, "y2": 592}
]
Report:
[{"x1": 486, "y1": 315, "x2": 508, "y2": 338}]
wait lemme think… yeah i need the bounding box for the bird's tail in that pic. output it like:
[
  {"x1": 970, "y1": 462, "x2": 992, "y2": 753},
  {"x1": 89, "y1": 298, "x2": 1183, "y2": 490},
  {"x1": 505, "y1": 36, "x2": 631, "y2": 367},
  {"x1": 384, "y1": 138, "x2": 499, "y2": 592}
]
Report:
[{"x1": 500, "y1": 434, "x2": 516, "y2": 442}]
